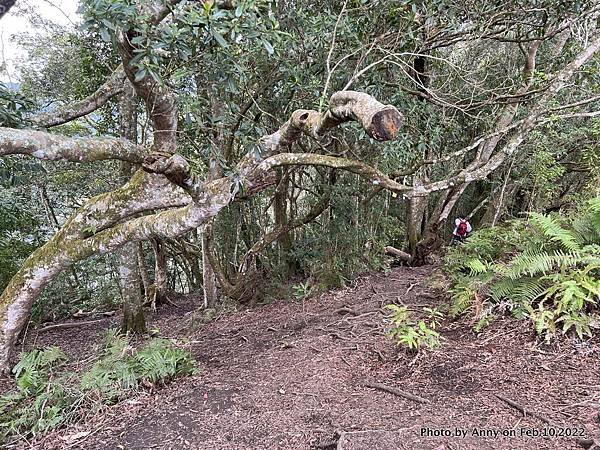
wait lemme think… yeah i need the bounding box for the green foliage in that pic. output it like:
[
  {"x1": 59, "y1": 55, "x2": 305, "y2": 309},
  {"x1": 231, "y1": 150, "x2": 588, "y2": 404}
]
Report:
[
  {"x1": 445, "y1": 197, "x2": 600, "y2": 340},
  {"x1": 384, "y1": 304, "x2": 443, "y2": 351},
  {"x1": 529, "y1": 212, "x2": 580, "y2": 251},
  {"x1": 0, "y1": 347, "x2": 75, "y2": 440},
  {"x1": 0, "y1": 84, "x2": 34, "y2": 127},
  {"x1": 81, "y1": 0, "x2": 278, "y2": 88},
  {"x1": 12, "y1": 347, "x2": 68, "y2": 394},
  {"x1": 291, "y1": 281, "x2": 311, "y2": 300},
  {"x1": 81, "y1": 332, "x2": 197, "y2": 401},
  {"x1": 0, "y1": 184, "x2": 42, "y2": 292},
  {"x1": 0, "y1": 334, "x2": 197, "y2": 443}
]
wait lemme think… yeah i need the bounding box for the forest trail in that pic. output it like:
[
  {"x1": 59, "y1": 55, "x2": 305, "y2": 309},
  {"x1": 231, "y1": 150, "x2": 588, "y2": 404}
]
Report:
[{"x1": 11, "y1": 266, "x2": 600, "y2": 450}]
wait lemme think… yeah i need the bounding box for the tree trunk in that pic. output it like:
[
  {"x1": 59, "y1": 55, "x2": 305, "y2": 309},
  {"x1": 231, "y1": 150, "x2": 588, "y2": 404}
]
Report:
[
  {"x1": 406, "y1": 189, "x2": 427, "y2": 256},
  {"x1": 201, "y1": 224, "x2": 218, "y2": 308},
  {"x1": 151, "y1": 239, "x2": 168, "y2": 306},
  {"x1": 118, "y1": 83, "x2": 146, "y2": 332},
  {"x1": 274, "y1": 169, "x2": 297, "y2": 277},
  {"x1": 119, "y1": 242, "x2": 146, "y2": 333},
  {"x1": 137, "y1": 242, "x2": 150, "y2": 303}
]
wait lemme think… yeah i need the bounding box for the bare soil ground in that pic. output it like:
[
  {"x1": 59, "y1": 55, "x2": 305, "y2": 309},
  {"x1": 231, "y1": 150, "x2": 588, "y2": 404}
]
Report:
[{"x1": 5, "y1": 265, "x2": 600, "y2": 450}]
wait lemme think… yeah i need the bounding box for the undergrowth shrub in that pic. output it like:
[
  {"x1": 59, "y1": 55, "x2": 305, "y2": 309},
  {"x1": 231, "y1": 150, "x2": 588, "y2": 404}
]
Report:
[
  {"x1": 384, "y1": 304, "x2": 443, "y2": 351},
  {"x1": 0, "y1": 332, "x2": 197, "y2": 444},
  {"x1": 445, "y1": 197, "x2": 600, "y2": 341}
]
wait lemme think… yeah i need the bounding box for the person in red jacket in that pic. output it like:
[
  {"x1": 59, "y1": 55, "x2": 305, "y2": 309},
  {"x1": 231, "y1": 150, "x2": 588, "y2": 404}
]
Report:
[{"x1": 451, "y1": 216, "x2": 472, "y2": 245}]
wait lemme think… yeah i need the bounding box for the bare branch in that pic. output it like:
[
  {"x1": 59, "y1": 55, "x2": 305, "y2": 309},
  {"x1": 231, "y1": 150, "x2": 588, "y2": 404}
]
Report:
[
  {"x1": 29, "y1": 67, "x2": 127, "y2": 128},
  {"x1": 416, "y1": 33, "x2": 600, "y2": 198},
  {"x1": 320, "y1": 0, "x2": 348, "y2": 111}
]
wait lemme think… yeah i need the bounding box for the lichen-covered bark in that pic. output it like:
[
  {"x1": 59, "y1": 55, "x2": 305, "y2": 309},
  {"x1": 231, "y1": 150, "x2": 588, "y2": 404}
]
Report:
[
  {"x1": 0, "y1": 170, "x2": 188, "y2": 372},
  {"x1": 0, "y1": 127, "x2": 146, "y2": 163},
  {"x1": 0, "y1": 233, "x2": 91, "y2": 372},
  {"x1": 260, "y1": 91, "x2": 402, "y2": 155},
  {"x1": 119, "y1": 243, "x2": 146, "y2": 333}
]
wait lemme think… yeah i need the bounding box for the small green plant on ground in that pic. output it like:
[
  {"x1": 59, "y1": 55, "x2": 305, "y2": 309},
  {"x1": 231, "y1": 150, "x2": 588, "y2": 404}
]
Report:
[
  {"x1": 291, "y1": 281, "x2": 311, "y2": 300},
  {"x1": 445, "y1": 196, "x2": 600, "y2": 341},
  {"x1": 0, "y1": 331, "x2": 197, "y2": 444},
  {"x1": 384, "y1": 304, "x2": 443, "y2": 351}
]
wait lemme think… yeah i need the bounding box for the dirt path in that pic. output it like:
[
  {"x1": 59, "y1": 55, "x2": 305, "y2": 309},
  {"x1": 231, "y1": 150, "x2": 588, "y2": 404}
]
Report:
[{"x1": 8, "y1": 266, "x2": 600, "y2": 449}]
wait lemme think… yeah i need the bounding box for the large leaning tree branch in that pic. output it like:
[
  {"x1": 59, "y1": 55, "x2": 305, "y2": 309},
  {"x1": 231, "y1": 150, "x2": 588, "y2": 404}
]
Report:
[
  {"x1": 29, "y1": 67, "x2": 127, "y2": 128},
  {"x1": 0, "y1": 126, "x2": 145, "y2": 163},
  {"x1": 0, "y1": 90, "x2": 402, "y2": 374}
]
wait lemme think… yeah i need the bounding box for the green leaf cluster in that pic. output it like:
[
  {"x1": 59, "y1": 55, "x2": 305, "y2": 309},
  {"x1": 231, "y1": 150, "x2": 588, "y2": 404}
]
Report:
[{"x1": 384, "y1": 304, "x2": 443, "y2": 351}]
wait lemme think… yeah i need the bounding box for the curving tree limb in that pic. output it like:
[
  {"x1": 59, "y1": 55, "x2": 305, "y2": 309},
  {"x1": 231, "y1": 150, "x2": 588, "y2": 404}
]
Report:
[{"x1": 29, "y1": 67, "x2": 127, "y2": 128}]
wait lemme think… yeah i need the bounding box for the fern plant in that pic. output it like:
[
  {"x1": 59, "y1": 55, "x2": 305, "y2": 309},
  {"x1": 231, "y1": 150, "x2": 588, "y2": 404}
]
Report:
[
  {"x1": 445, "y1": 196, "x2": 600, "y2": 340},
  {"x1": 0, "y1": 333, "x2": 198, "y2": 444},
  {"x1": 12, "y1": 347, "x2": 67, "y2": 394}
]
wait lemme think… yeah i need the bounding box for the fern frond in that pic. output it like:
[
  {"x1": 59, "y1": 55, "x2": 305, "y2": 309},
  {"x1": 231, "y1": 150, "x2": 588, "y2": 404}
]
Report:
[
  {"x1": 530, "y1": 212, "x2": 581, "y2": 251},
  {"x1": 503, "y1": 250, "x2": 590, "y2": 279},
  {"x1": 465, "y1": 258, "x2": 488, "y2": 275},
  {"x1": 488, "y1": 277, "x2": 516, "y2": 303},
  {"x1": 449, "y1": 283, "x2": 476, "y2": 317},
  {"x1": 489, "y1": 276, "x2": 546, "y2": 304},
  {"x1": 589, "y1": 197, "x2": 600, "y2": 214}
]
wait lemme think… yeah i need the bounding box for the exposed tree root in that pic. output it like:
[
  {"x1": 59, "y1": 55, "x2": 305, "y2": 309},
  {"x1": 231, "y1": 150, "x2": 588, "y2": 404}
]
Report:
[
  {"x1": 494, "y1": 393, "x2": 551, "y2": 424},
  {"x1": 365, "y1": 382, "x2": 430, "y2": 404}
]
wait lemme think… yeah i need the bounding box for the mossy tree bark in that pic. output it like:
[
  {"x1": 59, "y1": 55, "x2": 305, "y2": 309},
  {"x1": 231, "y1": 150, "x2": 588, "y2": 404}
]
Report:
[
  {"x1": 119, "y1": 243, "x2": 146, "y2": 334},
  {"x1": 118, "y1": 83, "x2": 147, "y2": 333}
]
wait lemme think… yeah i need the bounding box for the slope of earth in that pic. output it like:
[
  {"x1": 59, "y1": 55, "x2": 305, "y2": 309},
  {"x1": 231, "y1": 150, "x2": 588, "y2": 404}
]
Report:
[{"x1": 5, "y1": 265, "x2": 600, "y2": 450}]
